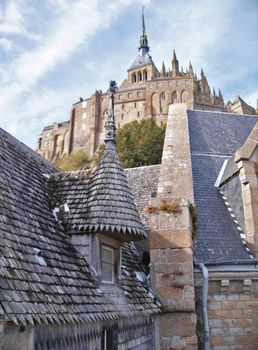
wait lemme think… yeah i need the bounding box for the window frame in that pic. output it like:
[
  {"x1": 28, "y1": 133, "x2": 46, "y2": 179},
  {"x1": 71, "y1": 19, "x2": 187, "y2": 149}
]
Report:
[{"x1": 101, "y1": 245, "x2": 115, "y2": 283}]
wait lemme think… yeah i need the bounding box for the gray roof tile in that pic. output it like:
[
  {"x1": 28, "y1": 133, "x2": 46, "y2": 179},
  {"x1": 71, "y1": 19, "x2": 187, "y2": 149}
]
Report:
[
  {"x1": 187, "y1": 110, "x2": 258, "y2": 264},
  {"x1": 0, "y1": 128, "x2": 159, "y2": 325}
]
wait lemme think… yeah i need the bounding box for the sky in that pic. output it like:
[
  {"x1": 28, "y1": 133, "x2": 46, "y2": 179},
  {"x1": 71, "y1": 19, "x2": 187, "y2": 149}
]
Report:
[{"x1": 0, "y1": 0, "x2": 257, "y2": 149}]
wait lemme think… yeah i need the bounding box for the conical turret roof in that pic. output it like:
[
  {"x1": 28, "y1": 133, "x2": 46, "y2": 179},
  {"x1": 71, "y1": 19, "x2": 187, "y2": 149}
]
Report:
[{"x1": 86, "y1": 81, "x2": 146, "y2": 240}]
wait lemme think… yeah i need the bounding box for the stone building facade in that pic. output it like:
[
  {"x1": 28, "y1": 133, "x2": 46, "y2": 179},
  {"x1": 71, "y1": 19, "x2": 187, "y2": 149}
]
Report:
[
  {"x1": 37, "y1": 12, "x2": 225, "y2": 161},
  {"x1": 126, "y1": 105, "x2": 258, "y2": 349},
  {"x1": 226, "y1": 95, "x2": 258, "y2": 116}
]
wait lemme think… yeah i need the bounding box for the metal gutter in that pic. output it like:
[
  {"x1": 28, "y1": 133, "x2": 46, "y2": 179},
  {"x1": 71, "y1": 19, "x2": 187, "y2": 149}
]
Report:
[{"x1": 199, "y1": 263, "x2": 210, "y2": 350}]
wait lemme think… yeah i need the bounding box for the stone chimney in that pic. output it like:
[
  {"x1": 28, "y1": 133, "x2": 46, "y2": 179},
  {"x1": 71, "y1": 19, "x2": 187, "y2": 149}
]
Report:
[{"x1": 149, "y1": 104, "x2": 197, "y2": 349}]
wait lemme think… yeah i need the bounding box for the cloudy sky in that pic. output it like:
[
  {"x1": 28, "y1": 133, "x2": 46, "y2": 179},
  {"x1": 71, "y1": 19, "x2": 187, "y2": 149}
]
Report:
[{"x1": 0, "y1": 0, "x2": 257, "y2": 148}]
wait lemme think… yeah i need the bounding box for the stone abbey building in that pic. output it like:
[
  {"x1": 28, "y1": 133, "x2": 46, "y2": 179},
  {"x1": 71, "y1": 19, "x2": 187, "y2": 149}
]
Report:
[{"x1": 37, "y1": 12, "x2": 226, "y2": 161}]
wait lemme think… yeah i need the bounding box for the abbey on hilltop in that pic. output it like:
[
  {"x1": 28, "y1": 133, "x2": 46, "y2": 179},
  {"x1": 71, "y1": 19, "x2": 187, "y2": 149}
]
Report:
[{"x1": 36, "y1": 11, "x2": 254, "y2": 162}]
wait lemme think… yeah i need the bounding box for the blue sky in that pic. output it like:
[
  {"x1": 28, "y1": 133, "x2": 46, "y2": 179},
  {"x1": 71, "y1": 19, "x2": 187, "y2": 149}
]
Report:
[{"x1": 0, "y1": 0, "x2": 257, "y2": 149}]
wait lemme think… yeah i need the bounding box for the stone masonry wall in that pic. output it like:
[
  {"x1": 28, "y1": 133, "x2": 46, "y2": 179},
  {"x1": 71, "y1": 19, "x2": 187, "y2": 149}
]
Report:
[
  {"x1": 195, "y1": 272, "x2": 258, "y2": 350},
  {"x1": 149, "y1": 104, "x2": 197, "y2": 349}
]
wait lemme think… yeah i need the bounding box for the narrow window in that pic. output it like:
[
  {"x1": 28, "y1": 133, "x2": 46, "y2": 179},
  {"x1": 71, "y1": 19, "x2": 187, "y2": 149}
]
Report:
[
  {"x1": 102, "y1": 246, "x2": 114, "y2": 283},
  {"x1": 134, "y1": 102, "x2": 137, "y2": 108},
  {"x1": 128, "y1": 93, "x2": 132, "y2": 99},
  {"x1": 176, "y1": 80, "x2": 180, "y2": 87}
]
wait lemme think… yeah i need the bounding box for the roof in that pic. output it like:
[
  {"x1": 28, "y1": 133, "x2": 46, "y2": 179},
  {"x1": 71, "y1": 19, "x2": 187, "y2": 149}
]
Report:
[
  {"x1": 48, "y1": 151, "x2": 147, "y2": 241},
  {"x1": 187, "y1": 110, "x2": 258, "y2": 264},
  {"x1": 0, "y1": 128, "x2": 158, "y2": 326},
  {"x1": 128, "y1": 52, "x2": 154, "y2": 71}
]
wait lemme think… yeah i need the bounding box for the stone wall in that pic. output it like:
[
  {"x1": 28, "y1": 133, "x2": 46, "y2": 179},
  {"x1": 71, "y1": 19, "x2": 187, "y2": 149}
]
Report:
[
  {"x1": 195, "y1": 271, "x2": 258, "y2": 349},
  {"x1": 149, "y1": 104, "x2": 197, "y2": 349}
]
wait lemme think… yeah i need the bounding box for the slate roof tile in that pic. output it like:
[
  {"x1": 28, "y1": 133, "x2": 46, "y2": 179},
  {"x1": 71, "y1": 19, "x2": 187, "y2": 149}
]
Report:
[
  {"x1": 188, "y1": 111, "x2": 258, "y2": 264},
  {"x1": 0, "y1": 128, "x2": 159, "y2": 325}
]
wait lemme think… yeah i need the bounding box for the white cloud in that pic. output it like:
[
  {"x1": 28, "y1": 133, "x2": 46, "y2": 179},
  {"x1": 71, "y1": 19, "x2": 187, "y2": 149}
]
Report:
[{"x1": 0, "y1": 0, "x2": 137, "y2": 147}]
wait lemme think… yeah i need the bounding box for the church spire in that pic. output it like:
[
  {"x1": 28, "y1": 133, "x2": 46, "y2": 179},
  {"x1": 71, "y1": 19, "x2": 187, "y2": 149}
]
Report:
[
  {"x1": 105, "y1": 81, "x2": 118, "y2": 151},
  {"x1": 139, "y1": 7, "x2": 149, "y2": 55}
]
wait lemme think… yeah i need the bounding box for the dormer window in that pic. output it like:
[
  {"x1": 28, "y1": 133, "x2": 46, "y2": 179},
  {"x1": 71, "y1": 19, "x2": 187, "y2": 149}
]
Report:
[
  {"x1": 100, "y1": 235, "x2": 121, "y2": 284},
  {"x1": 102, "y1": 246, "x2": 115, "y2": 283}
]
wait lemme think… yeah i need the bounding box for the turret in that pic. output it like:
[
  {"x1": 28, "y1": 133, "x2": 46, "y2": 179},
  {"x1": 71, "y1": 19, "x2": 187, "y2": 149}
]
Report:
[
  {"x1": 172, "y1": 49, "x2": 179, "y2": 77},
  {"x1": 161, "y1": 61, "x2": 166, "y2": 77},
  {"x1": 189, "y1": 61, "x2": 194, "y2": 77}
]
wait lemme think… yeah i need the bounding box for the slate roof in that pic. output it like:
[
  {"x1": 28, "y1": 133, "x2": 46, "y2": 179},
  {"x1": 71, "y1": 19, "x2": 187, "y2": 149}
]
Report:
[
  {"x1": 48, "y1": 150, "x2": 147, "y2": 240},
  {"x1": 128, "y1": 52, "x2": 154, "y2": 71},
  {"x1": 0, "y1": 128, "x2": 158, "y2": 326},
  {"x1": 188, "y1": 110, "x2": 258, "y2": 264}
]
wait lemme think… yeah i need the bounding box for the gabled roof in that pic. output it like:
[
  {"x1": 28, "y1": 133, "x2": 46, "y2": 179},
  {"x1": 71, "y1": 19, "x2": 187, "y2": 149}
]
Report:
[
  {"x1": 0, "y1": 128, "x2": 158, "y2": 325},
  {"x1": 187, "y1": 110, "x2": 258, "y2": 264}
]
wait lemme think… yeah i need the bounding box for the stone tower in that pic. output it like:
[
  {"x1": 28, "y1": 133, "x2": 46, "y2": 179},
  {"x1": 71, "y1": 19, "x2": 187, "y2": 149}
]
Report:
[{"x1": 37, "y1": 11, "x2": 225, "y2": 162}]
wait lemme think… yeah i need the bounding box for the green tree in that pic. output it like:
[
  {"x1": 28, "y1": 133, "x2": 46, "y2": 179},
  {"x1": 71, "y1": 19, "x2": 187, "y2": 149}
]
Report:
[
  {"x1": 116, "y1": 119, "x2": 165, "y2": 168},
  {"x1": 54, "y1": 150, "x2": 92, "y2": 171}
]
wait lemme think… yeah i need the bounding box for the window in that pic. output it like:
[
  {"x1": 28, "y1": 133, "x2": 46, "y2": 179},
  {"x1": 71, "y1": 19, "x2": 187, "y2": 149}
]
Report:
[
  {"x1": 185, "y1": 80, "x2": 190, "y2": 86},
  {"x1": 128, "y1": 93, "x2": 132, "y2": 98},
  {"x1": 161, "y1": 92, "x2": 166, "y2": 100},
  {"x1": 122, "y1": 104, "x2": 124, "y2": 110},
  {"x1": 137, "y1": 91, "x2": 142, "y2": 97},
  {"x1": 156, "y1": 82, "x2": 160, "y2": 88},
  {"x1": 102, "y1": 326, "x2": 118, "y2": 350},
  {"x1": 102, "y1": 246, "x2": 114, "y2": 283},
  {"x1": 168, "y1": 81, "x2": 172, "y2": 87},
  {"x1": 121, "y1": 114, "x2": 124, "y2": 120},
  {"x1": 176, "y1": 80, "x2": 180, "y2": 87},
  {"x1": 118, "y1": 94, "x2": 123, "y2": 100},
  {"x1": 134, "y1": 102, "x2": 137, "y2": 108},
  {"x1": 137, "y1": 111, "x2": 140, "y2": 118},
  {"x1": 82, "y1": 112, "x2": 87, "y2": 119}
]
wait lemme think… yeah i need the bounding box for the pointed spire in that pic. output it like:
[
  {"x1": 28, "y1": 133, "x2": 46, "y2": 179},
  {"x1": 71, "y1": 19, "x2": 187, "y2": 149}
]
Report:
[
  {"x1": 172, "y1": 49, "x2": 179, "y2": 77},
  {"x1": 201, "y1": 67, "x2": 204, "y2": 77},
  {"x1": 139, "y1": 7, "x2": 149, "y2": 55},
  {"x1": 213, "y1": 87, "x2": 216, "y2": 96},
  {"x1": 172, "y1": 49, "x2": 177, "y2": 61},
  {"x1": 189, "y1": 61, "x2": 193, "y2": 75},
  {"x1": 161, "y1": 61, "x2": 166, "y2": 76},
  {"x1": 105, "y1": 81, "x2": 118, "y2": 151}
]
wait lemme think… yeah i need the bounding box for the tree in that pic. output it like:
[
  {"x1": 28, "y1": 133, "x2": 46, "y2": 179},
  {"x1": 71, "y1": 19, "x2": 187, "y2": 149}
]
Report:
[
  {"x1": 54, "y1": 150, "x2": 92, "y2": 171},
  {"x1": 116, "y1": 118, "x2": 165, "y2": 168}
]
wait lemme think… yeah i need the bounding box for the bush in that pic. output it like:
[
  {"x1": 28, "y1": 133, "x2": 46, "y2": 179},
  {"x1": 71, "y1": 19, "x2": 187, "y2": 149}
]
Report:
[{"x1": 116, "y1": 119, "x2": 165, "y2": 168}]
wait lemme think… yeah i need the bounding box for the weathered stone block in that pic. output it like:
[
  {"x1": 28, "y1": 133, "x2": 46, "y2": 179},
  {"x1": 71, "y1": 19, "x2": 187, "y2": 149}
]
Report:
[
  {"x1": 159, "y1": 313, "x2": 196, "y2": 337},
  {"x1": 150, "y1": 229, "x2": 192, "y2": 249}
]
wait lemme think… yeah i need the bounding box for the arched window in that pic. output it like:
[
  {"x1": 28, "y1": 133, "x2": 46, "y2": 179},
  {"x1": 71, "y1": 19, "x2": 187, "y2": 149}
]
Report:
[
  {"x1": 172, "y1": 91, "x2": 177, "y2": 104},
  {"x1": 143, "y1": 70, "x2": 147, "y2": 80},
  {"x1": 138, "y1": 72, "x2": 142, "y2": 82},
  {"x1": 132, "y1": 73, "x2": 136, "y2": 83},
  {"x1": 161, "y1": 92, "x2": 166, "y2": 100}
]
